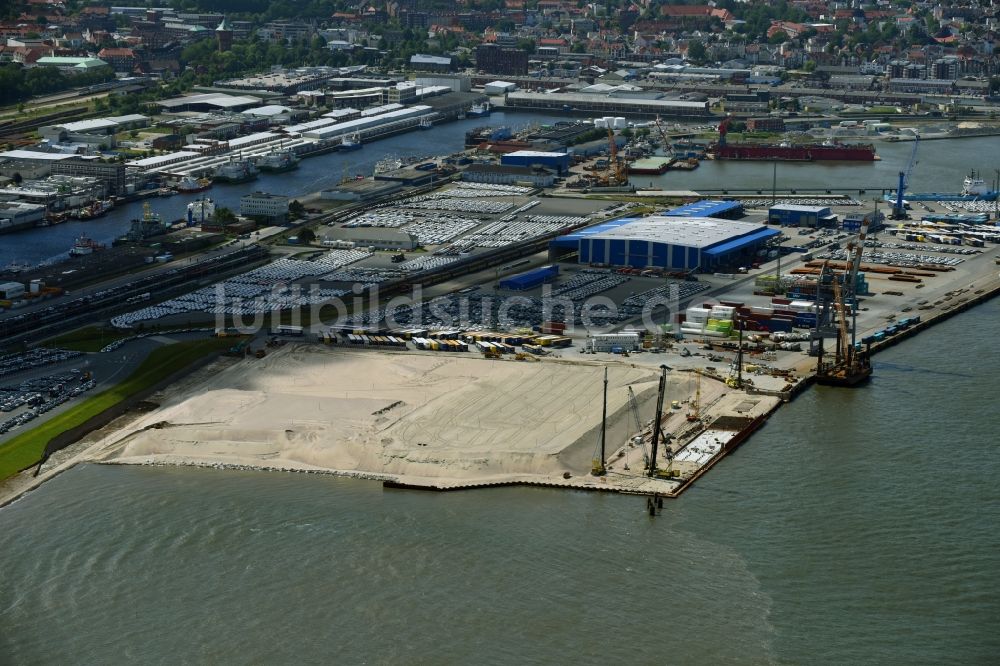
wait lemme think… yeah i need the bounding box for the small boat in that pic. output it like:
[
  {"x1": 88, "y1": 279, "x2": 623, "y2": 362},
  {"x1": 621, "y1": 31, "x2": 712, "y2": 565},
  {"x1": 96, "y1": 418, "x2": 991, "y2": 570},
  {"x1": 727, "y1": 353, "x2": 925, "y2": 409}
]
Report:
[
  {"x1": 69, "y1": 236, "x2": 105, "y2": 256},
  {"x1": 418, "y1": 117, "x2": 433, "y2": 130},
  {"x1": 175, "y1": 176, "x2": 213, "y2": 193},
  {"x1": 338, "y1": 134, "x2": 362, "y2": 151},
  {"x1": 256, "y1": 150, "x2": 300, "y2": 172},
  {"x1": 158, "y1": 187, "x2": 175, "y2": 197}
]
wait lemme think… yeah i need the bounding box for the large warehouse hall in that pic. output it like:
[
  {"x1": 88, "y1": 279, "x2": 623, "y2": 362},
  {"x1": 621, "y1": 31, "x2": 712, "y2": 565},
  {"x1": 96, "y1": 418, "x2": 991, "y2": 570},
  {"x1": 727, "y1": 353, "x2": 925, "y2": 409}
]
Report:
[{"x1": 550, "y1": 216, "x2": 779, "y2": 272}]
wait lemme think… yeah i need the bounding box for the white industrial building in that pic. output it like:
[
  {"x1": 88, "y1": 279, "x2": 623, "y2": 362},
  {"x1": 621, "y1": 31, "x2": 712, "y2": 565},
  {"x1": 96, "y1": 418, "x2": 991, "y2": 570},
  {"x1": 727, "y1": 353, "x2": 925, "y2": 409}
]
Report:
[
  {"x1": 322, "y1": 227, "x2": 418, "y2": 251},
  {"x1": 0, "y1": 201, "x2": 46, "y2": 232},
  {"x1": 296, "y1": 106, "x2": 434, "y2": 140},
  {"x1": 240, "y1": 191, "x2": 289, "y2": 223},
  {"x1": 484, "y1": 80, "x2": 517, "y2": 95},
  {"x1": 0, "y1": 281, "x2": 26, "y2": 300},
  {"x1": 0, "y1": 150, "x2": 82, "y2": 180}
]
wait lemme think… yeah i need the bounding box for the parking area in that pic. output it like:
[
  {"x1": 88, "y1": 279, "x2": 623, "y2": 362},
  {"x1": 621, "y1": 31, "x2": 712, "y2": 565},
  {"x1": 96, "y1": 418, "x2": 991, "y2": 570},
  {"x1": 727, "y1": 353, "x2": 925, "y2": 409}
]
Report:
[
  {"x1": 0, "y1": 370, "x2": 97, "y2": 437},
  {"x1": 0, "y1": 348, "x2": 85, "y2": 381},
  {"x1": 107, "y1": 187, "x2": 616, "y2": 329}
]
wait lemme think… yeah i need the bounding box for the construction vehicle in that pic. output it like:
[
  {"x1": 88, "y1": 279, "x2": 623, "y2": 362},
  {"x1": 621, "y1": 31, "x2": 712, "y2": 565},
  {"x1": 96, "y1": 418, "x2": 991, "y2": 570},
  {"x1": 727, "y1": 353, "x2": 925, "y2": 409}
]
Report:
[
  {"x1": 726, "y1": 318, "x2": 746, "y2": 389},
  {"x1": 514, "y1": 352, "x2": 538, "y2": 361},
  {"x1": 686, "y1": 371, "x2": 701, "y2": 422},
  {"x1": 814, "y1": 223, "x2": 873, "y2": 386},
  {"x1": 816, "y1": 274, "x2": 872, "y2": 385},
  {"x1": 625, "y1": 386, "x2": 646, "y2": 472},
  {"x1": 647, "y1": 365, "x2": 669, "y2": 477},
  {"x1": 591, "y1": 367, "x2": 609, "y2": 476}
]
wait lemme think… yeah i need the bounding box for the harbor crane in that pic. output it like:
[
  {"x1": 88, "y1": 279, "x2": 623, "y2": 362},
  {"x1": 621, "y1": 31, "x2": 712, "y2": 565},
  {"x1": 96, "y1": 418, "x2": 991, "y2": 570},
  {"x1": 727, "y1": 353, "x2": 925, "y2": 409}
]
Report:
[
  {"x1": 892, "y1": 135, "x2": 920, "y2": 220},
  {"x1": 605, "y1": 127, "x2": 628, "y2": 187}
]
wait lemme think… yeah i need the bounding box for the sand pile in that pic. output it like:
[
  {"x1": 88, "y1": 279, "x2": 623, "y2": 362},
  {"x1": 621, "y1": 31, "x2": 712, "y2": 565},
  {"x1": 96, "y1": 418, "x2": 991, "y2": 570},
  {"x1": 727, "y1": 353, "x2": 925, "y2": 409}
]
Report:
[{"x1": 104, "y1": 346, "x2": 661, "y2": 482}]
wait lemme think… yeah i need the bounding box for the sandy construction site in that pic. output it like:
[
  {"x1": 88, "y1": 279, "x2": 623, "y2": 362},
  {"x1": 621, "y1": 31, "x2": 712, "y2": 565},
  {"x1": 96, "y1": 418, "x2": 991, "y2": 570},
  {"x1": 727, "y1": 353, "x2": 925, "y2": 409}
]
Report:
[{"x1": 99, "y1": 346, "x2": 667, "y2": 484}]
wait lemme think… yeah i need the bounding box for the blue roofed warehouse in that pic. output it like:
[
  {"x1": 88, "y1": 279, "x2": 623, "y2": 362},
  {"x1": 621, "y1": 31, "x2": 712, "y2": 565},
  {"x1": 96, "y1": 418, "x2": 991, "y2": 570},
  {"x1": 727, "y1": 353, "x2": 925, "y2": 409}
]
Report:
[
  {"x1": 664, "y1": 199, "x2": 744, "y2": 220},
  {"x1": 500, "y1": 150, "x2": 571, "y2": 175},
  {"x1": 550, "y1": 216, "x2": 779, "y2": 272}
]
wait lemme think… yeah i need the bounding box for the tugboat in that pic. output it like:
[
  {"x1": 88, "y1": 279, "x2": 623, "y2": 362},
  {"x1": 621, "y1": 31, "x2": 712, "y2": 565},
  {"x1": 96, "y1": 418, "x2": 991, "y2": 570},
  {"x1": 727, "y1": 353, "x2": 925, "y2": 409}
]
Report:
[
  {"x1": 212, "y1": 159, "x2": 258, "y2": 184},
  {"x1": 175, "y1": 175, "x2": 213, "y2": 193},
  {"x1": 69, "y1": 236, "x2": 105, "y2": 256},
  {"x1": 256, "y1": 150, "x2": 300, "y2": 172},
  {"x1": 338, "y1": 134, "x2": 362, "y2": 151}
]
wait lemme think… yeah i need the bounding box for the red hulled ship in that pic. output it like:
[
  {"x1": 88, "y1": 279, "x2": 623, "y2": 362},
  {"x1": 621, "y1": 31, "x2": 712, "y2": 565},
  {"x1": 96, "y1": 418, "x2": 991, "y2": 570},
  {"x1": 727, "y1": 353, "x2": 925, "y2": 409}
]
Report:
[{"x1": 711, "y1": 117, "x2": 876, "y2": 162}]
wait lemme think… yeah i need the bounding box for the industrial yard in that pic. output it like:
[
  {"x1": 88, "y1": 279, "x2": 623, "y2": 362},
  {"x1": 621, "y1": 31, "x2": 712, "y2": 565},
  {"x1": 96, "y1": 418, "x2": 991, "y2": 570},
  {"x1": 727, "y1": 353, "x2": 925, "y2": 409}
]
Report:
[
  {"x1": 4, "y1": 176, "x2": 1000, "y2": 501},
  {"x1": 4, "y1": 88, "x2": 1000, "y2": 501}
]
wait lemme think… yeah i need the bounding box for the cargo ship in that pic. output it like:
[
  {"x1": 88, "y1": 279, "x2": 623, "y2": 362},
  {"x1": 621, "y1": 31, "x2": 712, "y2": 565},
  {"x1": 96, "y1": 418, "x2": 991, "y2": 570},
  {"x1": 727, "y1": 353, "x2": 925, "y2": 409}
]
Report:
[
  {"x1": 338, "y1": 134, "x2": 362, "y2": 152},
  {"x1": 712, "y1": 117, "x2": 876, "y2": 162}
]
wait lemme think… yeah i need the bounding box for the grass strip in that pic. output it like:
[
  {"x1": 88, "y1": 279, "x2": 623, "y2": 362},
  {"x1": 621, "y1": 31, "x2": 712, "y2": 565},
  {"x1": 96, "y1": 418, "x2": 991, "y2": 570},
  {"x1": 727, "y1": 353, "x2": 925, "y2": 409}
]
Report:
[
  {"x1": 0, "y1": 337, "x2": 232, "y2": 480},
  {"x1": 43, "y1": 326, "x2": 135, "y2": 353}
]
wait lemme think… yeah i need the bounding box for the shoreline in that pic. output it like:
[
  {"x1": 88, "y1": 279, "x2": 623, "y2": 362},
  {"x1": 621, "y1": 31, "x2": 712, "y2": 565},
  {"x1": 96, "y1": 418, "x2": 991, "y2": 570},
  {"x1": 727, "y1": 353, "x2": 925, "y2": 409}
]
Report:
[{"x1": 2, "y1": 269, "x2": 998, "y2": 508}]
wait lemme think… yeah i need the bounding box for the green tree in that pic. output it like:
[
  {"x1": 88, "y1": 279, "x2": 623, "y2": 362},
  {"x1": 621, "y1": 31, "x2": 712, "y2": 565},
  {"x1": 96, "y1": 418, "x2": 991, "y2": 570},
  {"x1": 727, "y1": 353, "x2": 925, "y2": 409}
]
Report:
[
  {"x1": 213, "y1": 207, "x2": 237, "y2": 226},
  {"x1": 297, "y1": 227, "x2": 316, "y2": 243},
  {"x1": 687, "y1": 39, "x2": 706, "y2": 62}
]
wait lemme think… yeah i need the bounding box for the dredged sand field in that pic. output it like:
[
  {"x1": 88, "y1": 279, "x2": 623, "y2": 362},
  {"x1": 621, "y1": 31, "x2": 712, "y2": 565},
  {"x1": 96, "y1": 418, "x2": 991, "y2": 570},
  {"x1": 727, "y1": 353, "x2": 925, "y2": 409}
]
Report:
[{"x1": 101, "y1": 345, "x2": 662, "y2": 484}]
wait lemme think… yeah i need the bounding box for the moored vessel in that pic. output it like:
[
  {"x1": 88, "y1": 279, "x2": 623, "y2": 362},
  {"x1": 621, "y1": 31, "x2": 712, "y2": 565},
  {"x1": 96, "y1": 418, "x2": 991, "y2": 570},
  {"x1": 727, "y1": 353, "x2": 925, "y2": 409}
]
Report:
[
  {"x1": 256, "y1": 150, "x2": 300, "y2": 172},
  {"x1": 71, "y1": 199, "x2": 114, "y2": 220},
  {"x1": 175, "y1": 176, "x2": 213, "y2": 193},
  {"x1": 712, "y1": 117, "x2": 876, "y2": 162},
  {"x1": 212, "y1": 159, "x2": 258, "y2": 184},
  {"x1": 467, "y1": 102, "x2": 491, "y2": 118},
  {"x1": 338, "y1": 134, "x2": 362, "y2": 152},
  {"x1": 69, "y1": 236, "x2": 105, "y2": 256},
  {"x1": 885, "y1": 170, "x2": 999, "y2": 202}
]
